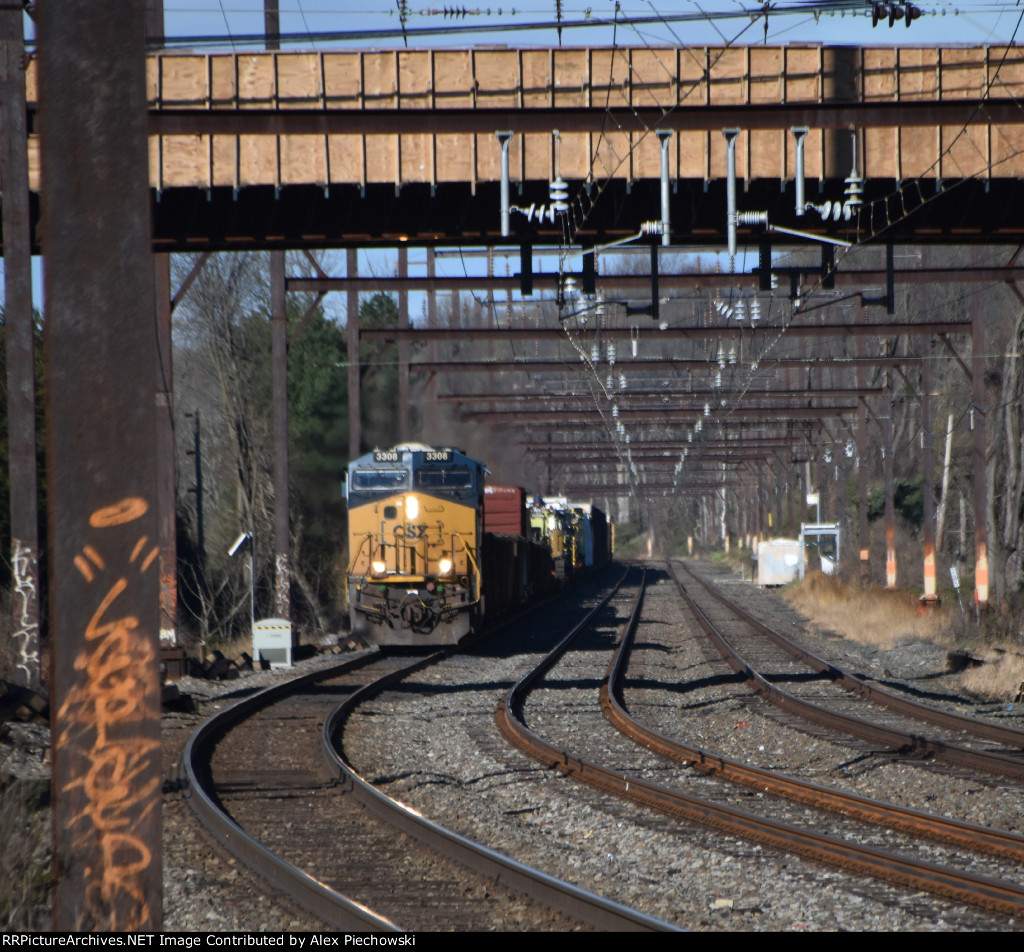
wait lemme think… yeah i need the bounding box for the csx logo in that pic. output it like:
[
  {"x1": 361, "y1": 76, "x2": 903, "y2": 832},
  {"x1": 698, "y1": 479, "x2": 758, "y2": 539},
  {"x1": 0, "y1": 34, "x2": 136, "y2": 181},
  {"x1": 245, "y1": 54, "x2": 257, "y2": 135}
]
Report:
[{"x1": 402, "y1": 523, "x2": 429, "y2": 539}]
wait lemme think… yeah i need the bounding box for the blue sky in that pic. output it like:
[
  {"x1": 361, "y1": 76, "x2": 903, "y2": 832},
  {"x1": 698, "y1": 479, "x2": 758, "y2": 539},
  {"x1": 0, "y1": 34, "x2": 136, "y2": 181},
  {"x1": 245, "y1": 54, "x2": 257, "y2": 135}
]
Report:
[{"x1": 154, "y1": 1, "x2": 1024, "y2": 50}]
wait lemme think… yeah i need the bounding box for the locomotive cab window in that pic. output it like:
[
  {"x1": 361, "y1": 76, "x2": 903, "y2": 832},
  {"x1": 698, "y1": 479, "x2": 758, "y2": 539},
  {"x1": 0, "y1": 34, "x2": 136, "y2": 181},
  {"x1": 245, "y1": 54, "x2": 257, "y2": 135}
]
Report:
[
  {"x1": 416, "y1": 468, "x2": 473, "y2": 489},
  {"x1": 352, "y1": 469, "x2": 409, "y2": 490}
]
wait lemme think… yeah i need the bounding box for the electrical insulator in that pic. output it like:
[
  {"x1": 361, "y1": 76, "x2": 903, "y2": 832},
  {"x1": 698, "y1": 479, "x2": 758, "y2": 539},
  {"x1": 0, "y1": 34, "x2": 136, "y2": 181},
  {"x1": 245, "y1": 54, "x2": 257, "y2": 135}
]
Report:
[
  {"x1": 549, "y1": 176, "x2": 569, "y2": 214},
  {"x1": 736, "y1": 210, "x2": 768, "y2": 226},
  {"x1": 735, "y1": 299, "x2": 746, "y2": 322},
  {"x1": 606, "y1": 373, "x2": 613, "y2": 389},
  {"x1": 695, "y1": 419, "x2": 702, "y2": 434},
  {"x1": 640, "y1": 221, "x2": 664, "y2": 236},
  {"x1": 704, "y1": 403, "x2": 710, "y2": 417},
  {"x1": 607, "y1": 342, "x2": 616, "y2": 366},
  {"x1": 845, "y1": 173, "x2": 864, "y2": 209},
  {"x1": 715, "y1": 370, "x2": 722, "y2": 388},
  {"x1": 590, "y1": 343, "x2": 599, "y2": 362},
  {"x1": 612, "y1": 403, "x2": 619, "y2": 419},
  {"x1": 619, "y1": 373, "x2": 627, "y2": 390},
  {"x1": 728, "y1": 344, "x2": 737, "y2": 364}
]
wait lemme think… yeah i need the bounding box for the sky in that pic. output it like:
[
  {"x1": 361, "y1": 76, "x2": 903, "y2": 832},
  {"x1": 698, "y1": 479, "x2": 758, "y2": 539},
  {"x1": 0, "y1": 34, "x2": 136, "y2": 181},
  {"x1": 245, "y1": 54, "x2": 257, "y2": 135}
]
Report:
[{"x1": 152, "y1": 1, "x2": 1024, "y2": 51}]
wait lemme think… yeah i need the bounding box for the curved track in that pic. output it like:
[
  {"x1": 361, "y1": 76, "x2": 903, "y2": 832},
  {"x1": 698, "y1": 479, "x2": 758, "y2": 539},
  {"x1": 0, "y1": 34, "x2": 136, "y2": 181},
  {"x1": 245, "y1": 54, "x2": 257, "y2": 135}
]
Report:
[
  {"x1": 674, "y1": 560, "x2": 1024, "y2": 780},
  {"x1": 496, "y1": 562, "x2": 1024, "y2": 918},
  {"x1": 182, "y1": 627, "x2": 671, "y2": 930}
]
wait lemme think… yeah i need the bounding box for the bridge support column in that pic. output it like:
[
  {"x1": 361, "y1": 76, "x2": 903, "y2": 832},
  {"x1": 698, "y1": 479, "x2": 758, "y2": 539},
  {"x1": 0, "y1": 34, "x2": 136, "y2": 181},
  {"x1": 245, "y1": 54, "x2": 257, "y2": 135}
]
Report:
[
  {"x1": 398, "y1": 246, "x2": 410, "y2": 444},
  {"x1": 155, "y1": 254, "x2": 177, "y2": 643},
  {"x1": 921, "y1": 338, "x2": 939, "y2": 606},
  {"x1": 857, "y1": 298, "x2": 870, "y2": 584},
  {"x1": 1, "y1": 4, "x2": 40, "y2": 689},
  {"x1": 271, "y1": 250, "x2": 291, "y2": 619},
  {"x1": 347, "y1": 248, "x2": 361, "y2": 461},
  {"x1": 41, "y1": 0, "x2": 162, "y2": 928},
  {"x1": 884, "y1": 372, "x2": 897, "y2": 589},
  {"x1": 972, "y1": 304, "x2": 989, "y2": 610}
]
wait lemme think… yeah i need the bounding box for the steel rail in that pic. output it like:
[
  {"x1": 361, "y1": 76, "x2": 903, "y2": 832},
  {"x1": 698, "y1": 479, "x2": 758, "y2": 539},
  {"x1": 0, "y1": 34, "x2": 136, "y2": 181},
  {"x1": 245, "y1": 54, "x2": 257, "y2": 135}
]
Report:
[
  {"x1": 180, "y1": 652, "x2": 403, "y2": 932},
  {"x1": 678, "y1": 561, "x2": 1024, "y2": 752},
  {"x1": 495, "y1": 565, "x2": 1024, "y2": 918},
  {"x1": 320, "y1": 613, "x2": 675, "y2": 933},
  {"x1": 672, "y1": 562, "x2": 1024, "y2": 779},
  {"x1": 601, "y1": 564, "x2": 1024, "y2": 863}
]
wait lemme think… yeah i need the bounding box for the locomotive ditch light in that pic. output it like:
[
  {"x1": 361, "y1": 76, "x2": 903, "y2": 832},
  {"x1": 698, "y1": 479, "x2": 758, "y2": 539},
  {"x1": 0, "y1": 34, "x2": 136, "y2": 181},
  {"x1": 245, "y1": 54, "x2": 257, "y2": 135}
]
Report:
[
  {"x1": 372, "y1": 560, "x2": 387, "y2": 575},
  {"x1": 439, "y1": 558, "x2": 454, "y2": 575}
]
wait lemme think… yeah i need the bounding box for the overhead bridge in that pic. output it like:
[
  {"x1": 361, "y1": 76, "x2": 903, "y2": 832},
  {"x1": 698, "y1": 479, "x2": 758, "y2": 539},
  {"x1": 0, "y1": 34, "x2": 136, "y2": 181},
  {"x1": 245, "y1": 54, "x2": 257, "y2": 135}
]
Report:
[{"x1": 20, "y1": 44, "x2": 1024, "y2": 250}]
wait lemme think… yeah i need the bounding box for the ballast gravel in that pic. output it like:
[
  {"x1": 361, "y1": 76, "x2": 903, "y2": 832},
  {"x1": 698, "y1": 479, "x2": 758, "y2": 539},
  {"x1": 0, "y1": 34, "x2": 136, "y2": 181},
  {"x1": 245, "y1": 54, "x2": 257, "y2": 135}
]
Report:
[{"x1": 6, "y1": 560, "x2": 1022, "y2": 931}]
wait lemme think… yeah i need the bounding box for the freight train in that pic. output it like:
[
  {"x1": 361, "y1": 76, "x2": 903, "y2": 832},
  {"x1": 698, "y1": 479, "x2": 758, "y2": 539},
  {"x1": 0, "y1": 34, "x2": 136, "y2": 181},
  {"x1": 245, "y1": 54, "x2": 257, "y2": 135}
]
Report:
[{"x1": 343, "y1": 443, "x2": 611, "y2": 647}]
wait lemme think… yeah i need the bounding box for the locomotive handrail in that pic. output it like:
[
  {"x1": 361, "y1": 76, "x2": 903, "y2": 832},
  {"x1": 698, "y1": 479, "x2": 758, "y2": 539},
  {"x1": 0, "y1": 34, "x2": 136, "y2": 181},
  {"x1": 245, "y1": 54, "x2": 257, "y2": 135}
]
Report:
[{"x1": 345, "y1": 532, "x2": 374, "y2": 576}]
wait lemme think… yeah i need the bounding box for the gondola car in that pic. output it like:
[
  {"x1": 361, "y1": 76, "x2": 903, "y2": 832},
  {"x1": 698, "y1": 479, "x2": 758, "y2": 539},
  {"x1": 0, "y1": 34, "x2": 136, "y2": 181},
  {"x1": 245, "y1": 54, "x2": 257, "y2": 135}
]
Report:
[{"x1": 344, "y1": 443, "x2": 485, "y2": 646}]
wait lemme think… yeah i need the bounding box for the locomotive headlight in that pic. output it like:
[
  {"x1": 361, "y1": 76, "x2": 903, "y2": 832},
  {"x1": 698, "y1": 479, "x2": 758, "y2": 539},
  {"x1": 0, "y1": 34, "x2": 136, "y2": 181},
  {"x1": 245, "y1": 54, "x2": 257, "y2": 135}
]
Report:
[
  {"x1": 405, "y1": 495, "x2": 419, "y2": 519},
  {"x1": 371, "y1": 560, "x2": 387, "y2": 575},
  {"x1": 439, "y1": 558, "x2": 453, "y2": 575}
]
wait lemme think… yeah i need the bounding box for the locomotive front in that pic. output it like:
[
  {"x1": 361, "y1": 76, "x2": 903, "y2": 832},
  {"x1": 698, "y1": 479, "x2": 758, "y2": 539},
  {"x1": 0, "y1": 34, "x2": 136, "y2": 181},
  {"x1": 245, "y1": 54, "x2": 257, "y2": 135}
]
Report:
[{"x1": 344, "y1": 443, "x2": 484, "y2": 646}]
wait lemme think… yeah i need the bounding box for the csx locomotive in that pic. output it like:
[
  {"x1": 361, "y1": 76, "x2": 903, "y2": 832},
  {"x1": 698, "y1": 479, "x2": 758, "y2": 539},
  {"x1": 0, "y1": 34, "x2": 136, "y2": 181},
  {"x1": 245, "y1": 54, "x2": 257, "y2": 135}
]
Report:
[
  {"x1": 344, "y1": 443, "x2": 486, "y2": 646},
  {"x1": 344, "y1": 443, "x2": 610, "y2": 647}
]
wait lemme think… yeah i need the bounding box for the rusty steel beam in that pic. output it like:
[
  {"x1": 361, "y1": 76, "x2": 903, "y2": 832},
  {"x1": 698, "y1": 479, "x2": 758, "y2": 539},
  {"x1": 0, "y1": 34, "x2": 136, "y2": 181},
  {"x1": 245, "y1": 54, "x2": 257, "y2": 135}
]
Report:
[
  {"x1": 553, "y1": 482, "x2": 744, "y2": 494},
  {"x1": 347, "y1": 248, "x2": 361, "y2": 461},
  {"x1": 533, "y1": 453, "x2": 775, "y2": 465},
  {"x1": 884, "y1": 374, "x2": 897, "y2": 589},
  {"x1": 154, "y1": 255, "x2": 176, "y2": 645},
  {"x1": 973, "y1": 298, "x2": 989, "y2": 610},
  {"x1": 1, "y1": 4, "x2": 39, "y2": 690},
  {"x1": 271, "y1": 251, "x2": 291, "y2": 619},
  {"x1": 287, "y1": 269, "x2": 1024, "y2": 295},
  {"x1": 466, "y1": 406, "x2": 858, "y2": 423},
  {"x1": 444, "y1": 387, "x2": 884, "y2": 404},
  {"x1": 149, "y1": 99, "x2": 1024, "y2": 137},
  {"x1": 398, "y1": 246, "x2": 409, "y2": 443},
  {"x1": 412, "y1": 356, "x2": 922, "y2": 374},
  {"x1": 921, "y1": 339, "x2": 938, "y2": 604},
  {"x1": 520, "y1": 435, "x2": 818, "y2": 449},
  {"x1": 363, "y1": 321, "x2": 970, "y2": 344},
  {"x1": 42, "y1": 0, "x2": 162, "y2": 930}
]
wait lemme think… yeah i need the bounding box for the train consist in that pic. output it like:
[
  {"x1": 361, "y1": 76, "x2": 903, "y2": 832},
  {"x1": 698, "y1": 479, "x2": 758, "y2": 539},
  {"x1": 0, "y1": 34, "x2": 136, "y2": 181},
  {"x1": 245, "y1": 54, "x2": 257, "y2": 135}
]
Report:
[{"x1": 344, "y1": 443, "x2": 612, "y2": 647}]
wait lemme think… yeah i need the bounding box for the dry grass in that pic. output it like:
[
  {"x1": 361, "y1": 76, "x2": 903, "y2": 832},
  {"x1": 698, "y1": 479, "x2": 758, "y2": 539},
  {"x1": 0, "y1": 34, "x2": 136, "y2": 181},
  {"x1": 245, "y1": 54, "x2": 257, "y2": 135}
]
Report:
[
  {"x1": 783, "y1": 571, "x2": 953, "y2": 650},
  {"x1": 0, "y1": 776, "x2": 52, "y2": 930},
  {"x1": 961, "y1": 649, "x2": 1024, "y2": 702}
]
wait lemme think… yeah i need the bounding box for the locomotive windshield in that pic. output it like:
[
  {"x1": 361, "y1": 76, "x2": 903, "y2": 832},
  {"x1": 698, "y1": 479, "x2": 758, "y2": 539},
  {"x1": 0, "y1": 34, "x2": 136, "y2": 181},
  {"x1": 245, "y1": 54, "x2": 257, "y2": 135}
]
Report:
[
  {"x1": 351, "y1": 469, "x2": 409, "y2": 490},
  {"x1": 416, "y1": 467, "x2": 474, "y2": 489}
]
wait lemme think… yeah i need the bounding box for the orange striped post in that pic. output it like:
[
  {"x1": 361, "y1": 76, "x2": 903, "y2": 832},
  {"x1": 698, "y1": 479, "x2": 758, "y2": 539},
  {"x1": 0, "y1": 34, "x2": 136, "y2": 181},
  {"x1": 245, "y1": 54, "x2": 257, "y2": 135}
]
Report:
[
  {"x1": 976, "y1": 542, "x2": 990, "y2": 608},
  {"x1": 920, "y1": 340, "x2": 940, "y2": 607}
]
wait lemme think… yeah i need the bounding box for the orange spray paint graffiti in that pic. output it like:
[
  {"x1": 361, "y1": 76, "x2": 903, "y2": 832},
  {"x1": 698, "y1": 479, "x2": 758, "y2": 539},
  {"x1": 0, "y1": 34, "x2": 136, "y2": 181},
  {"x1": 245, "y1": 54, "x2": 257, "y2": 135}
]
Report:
[{"x1": 56, "y1": 496, "x2": 161, "y2": 930}]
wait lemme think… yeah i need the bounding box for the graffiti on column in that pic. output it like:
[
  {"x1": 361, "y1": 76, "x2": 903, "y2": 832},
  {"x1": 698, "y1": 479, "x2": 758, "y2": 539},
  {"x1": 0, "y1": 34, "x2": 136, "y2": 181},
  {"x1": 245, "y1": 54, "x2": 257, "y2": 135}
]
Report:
[
  {"x1": 275, "y1": 552, "x2": 290, "y2": 620},
  {"x1": 11, "y1": 537, "x2": 39, "y2": 688},
  {"x1": 57, "y1": 497, "x2": 160, "y2": 930}
]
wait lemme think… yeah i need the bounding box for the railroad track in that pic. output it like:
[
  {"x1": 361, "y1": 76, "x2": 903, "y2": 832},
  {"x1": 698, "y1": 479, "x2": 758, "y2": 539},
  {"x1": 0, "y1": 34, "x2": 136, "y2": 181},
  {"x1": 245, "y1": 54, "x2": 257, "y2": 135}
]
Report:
[
  {"x1": 181, "y1": 608, "x2": 671, "y2": 931},
  {"x1": 674, "y1": 560, "x2": 1024, "y2": 781},
  {"x1": 496, "y1": 561, "x2": 1024, "y2": 919}
]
